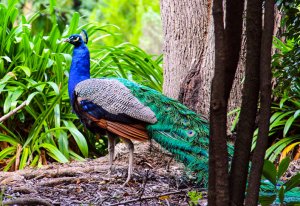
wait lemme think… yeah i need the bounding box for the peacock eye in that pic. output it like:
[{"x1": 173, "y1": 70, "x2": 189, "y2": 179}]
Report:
[
  {"x1": 186, "y1": 130, "x2": 196, "y2": 137},
  {"x1": 182, "y1": 118, "x2": 189, "y2": 126}
]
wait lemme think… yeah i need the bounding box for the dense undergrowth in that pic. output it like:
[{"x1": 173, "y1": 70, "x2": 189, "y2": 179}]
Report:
[{"x1": 0, "y1": 0, "x2": 162, "y2": 171}]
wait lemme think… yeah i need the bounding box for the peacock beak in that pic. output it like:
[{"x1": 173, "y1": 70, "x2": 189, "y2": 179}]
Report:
[{"x1": 64, "y1": 38, "x2": 70, "y2": 43}]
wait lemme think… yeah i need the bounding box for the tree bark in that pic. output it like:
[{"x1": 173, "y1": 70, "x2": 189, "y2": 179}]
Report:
[
  {"x1": 160, "y1": 0, "x2": 213, "y2": 114},
  {"x1": 209, "y1": 0, "x2": 229, "y2": 204},
  {"x1": 224, "y1": 0, "x2": 244, "y2": 100},
  {"x1": 160, "y1": 0, "x2": 244, "y2": 131},
  {"x1": 209, "y1": 0, "x2": 244, "y2": 205},
  {"x1": 229, "y1": 0, "x2": 262, "y2": 205},
  {"x1": 245, "y1": 1, "x2": 274, "y2": 205}
]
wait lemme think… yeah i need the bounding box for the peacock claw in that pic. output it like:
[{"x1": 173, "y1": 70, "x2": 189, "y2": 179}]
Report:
[{"x1": 106, "y1": 165, "x2": 116, "y2": 177}]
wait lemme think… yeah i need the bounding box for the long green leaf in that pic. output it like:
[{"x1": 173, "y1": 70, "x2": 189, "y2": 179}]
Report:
[
  {"x1": 0, "y1": 146, "x2": 16, "y2": 160},
  {"x1": 39, "y1": 143, "x2": 68, "y2": 163},
  {"x1": 19, "y1": 147, "x2": 30, "y2": 169},
  {"x1": 283, "y1": 115, "x2": 296, "y2": 137},
  {"x1": 277, "y1": 157, "x2": 291, "y2": 179},
  {"x1": 63, "y1": 120, "x2": 88, "y2": 157},
  {"x1": 24, "y1": 86, "x2": 67, "y2": 147},
  {"x1": 284, "y1": 173, "x2": 300, "y2": 191}
]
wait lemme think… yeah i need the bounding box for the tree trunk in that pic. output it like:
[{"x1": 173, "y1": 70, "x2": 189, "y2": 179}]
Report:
[
  {"x1": 229, "y1": 0, "x2": 262, "y2": 204},
  {"x1": 209, "y1": 0, "x2": 244, "y2": 205},
  {"x1": 245, "y1": 1, "x2": 274, "y2": 205},
  {"x1": 160, "y1": 0, "x2": 214, "y2": 115},
  {"x1": 209, "y1": 0, "x2": 229, "y2": 204},
  {"x1": 160, "y1": 0, "x2": 244, "y2": 126}
]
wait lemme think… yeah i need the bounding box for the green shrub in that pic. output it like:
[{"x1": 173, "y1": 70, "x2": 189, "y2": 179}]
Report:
[
  {"x1": 251, "y1": 96, "x2": 300, "y2": 162},
  {"x1": 0, "y1": 0, "x2": 163, "y2": 171},
  {"x1": 259, "y1": 158, "x2": 300, "y2": 205}
]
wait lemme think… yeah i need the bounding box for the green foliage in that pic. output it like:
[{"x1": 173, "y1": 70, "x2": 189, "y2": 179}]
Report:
[
  {"x1": 259, "y1": 158, "x2": 300, "y2": 205},
  {"x1": 0, "y1": 1, "x2": 89, "y2": 170},
  {"x1": 276, "y1": 0, "x2": 300, "y2": 40},
  {"x1": 90, "y1": 43, "x2": 163, "y2": 91},
  {"x1": 272, "y1": 37, "x2": 300, "y2": 96},
  {"x1": 247, "y1": 0, "x2": 300, "y2": 161},
  {"x1": 0, "y1": 0, "x2": 163, "y2": 170},
  {"x1": 273, "y1": 1, "x2": 300, "y2": 96},
  {"x1": 188, "y1": 191, "x2": 203, "y2": 206},
  {"x1": 250, "y1": 96, "x2": 300, "y2": 162},
  {"x1": 88, "y1": 0, "x2": 161, "y2": 50}
]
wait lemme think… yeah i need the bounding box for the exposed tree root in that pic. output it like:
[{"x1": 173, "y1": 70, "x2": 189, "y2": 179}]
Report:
[
  {"x1": 38, "y1": 176, "x2": 89, "y2": 187},
  {"x1": 2, "y1": 197, "x2": 52, "y2": 206}
]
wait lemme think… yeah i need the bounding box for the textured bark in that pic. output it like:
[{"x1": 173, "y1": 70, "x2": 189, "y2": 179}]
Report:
[
  {"x1": 160, "y1": 0, "x2": 214, "y2": 114},
  {"x1": 160, "y1": 0, "x2": 244, "y2": 127},
  {"x1": 245, "y1": 1, "x2": 274, "y2": 205},
  {"x1": 229, "y1": 0, "x2": 263, "y2": 205}
]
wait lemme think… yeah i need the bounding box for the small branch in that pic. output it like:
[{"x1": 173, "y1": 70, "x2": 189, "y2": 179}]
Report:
[
  {"x1": 2, "y1": 197, "x2": 52, "y2": 206},
  {"x1": 110, "y1": 189, "x2": 206, "y2": 206},
  {"x1": 0, "y1": 101, "x2": 28, "y2": 123},
  {"x1": 138, "y1": 169, "x2": 150, "y2": 199}
]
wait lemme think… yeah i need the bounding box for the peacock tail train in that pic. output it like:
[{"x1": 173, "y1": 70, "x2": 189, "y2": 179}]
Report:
[{"x1": 117, "y1": 78, "x2": 233, "y2": 185}]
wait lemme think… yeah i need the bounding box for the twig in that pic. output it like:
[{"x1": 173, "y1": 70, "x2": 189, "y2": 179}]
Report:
[
  {"x1": 166, "y1": 156, "x2": 174, "y2": 171},
  {"x1": 2, "y1": 197, "x2": 52, "y2": 206},
  {"x1": 110, "y1": 189, "x2": 200, "y2": 206},
  {"x1": 138, "y1": 169, "x2": 149, "y2": 205},
  {"x1": 0, "y1": 101, "x2": 28, "y2": 123}
]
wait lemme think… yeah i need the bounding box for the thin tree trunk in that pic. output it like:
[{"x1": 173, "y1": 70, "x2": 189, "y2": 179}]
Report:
[
  {"x1": 229, "y1": 0, "x2": 263, "y2": 204},
  {"x1": 224, "y1": 0, "x2": 244, "y2": 99},
  {"x1": 245, "y1": 1, "x2": 274, "y2": 205},
  {"x1": 209, "y1": 0, "x2": 229, "y2": 205},
  {"x1": 209, "y1": 0, "x2": 244, "y2": 205}
]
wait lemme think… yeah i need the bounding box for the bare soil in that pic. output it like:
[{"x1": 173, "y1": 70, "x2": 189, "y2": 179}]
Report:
[{"x1": 0, "y1": 142, "x2": 206, "y2": 206}]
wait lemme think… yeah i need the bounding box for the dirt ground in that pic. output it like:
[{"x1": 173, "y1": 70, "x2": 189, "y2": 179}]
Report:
[
  {"x1": 0, "y1": 142, "x2": 206, "y2": 206},
  {"x1": 1, "y1": 141, "x2": 299, "y2": 206}
]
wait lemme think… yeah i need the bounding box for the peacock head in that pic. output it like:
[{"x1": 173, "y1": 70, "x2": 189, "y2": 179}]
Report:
[{"x1": 65, "y1": 30, "x2": 88, "y2": 47}]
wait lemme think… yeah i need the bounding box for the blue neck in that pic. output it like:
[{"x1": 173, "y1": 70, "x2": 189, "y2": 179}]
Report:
[{"x1": 68, "y1": 43, "x2": 90, "y2": 104}]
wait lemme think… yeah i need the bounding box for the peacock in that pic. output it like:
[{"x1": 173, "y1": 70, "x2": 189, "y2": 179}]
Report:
[
  {"x1": 65, "y1": 30, "x2": 211, "y2": 185},
  {"x1": 64, "y1": 31, "x2": 300, "y2": 204}
]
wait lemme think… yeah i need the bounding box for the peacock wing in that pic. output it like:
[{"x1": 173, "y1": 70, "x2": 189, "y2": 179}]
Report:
[
  {"x1": 73, "y1": 78, "x2": 156, "y2": 141},
  {"x1": 74, "y1": 78, "x2": 157, "y2": 124}
]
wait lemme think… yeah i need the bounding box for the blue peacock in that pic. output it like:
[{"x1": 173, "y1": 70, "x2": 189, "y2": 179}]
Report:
[{"x1": 65, "y1": 30, "x2": 211, "y2": 185}]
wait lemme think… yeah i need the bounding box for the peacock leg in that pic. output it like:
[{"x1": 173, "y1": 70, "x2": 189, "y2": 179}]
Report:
[
  {"x1": 121, "y1": 137, "x2": 134, "y2": 185},
  {"x1": 107, "y1": 132, "x2": 116, "y2": 175}
]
